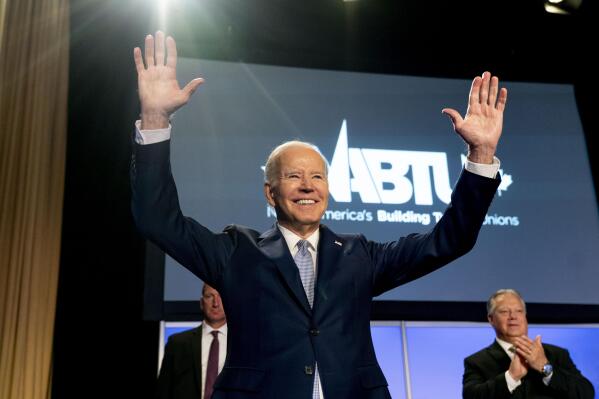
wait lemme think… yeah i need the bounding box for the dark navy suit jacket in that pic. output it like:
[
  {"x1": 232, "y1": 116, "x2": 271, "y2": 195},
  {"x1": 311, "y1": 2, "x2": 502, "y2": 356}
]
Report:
[
  {"x1": 463, "y1": 340, "x2": 595, "y2": 399},
  {"x1": 132, "y1": 140, "x2": 500, "y2": 399}
]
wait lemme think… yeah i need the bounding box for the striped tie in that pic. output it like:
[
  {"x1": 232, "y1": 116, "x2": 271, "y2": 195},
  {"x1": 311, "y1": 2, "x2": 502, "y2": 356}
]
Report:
[{"x1": 294, "y1": 240, "x2": 319, "y2": 399}]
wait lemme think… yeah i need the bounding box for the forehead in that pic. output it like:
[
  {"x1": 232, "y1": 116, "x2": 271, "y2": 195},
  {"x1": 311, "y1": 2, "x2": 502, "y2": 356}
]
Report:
[
  {"x1": 278, "y1": 146, "x2": 326, "y2": 172},
  {"x1": 495, "y1": 294, "x2": 524, "y2": 308},
  {"x1": 203, "y1": 285, "x2": 218, "y2": 296}
]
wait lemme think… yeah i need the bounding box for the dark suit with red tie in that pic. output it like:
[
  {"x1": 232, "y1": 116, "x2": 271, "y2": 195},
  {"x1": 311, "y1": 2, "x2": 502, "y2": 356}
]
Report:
[{"x1": 132, "y1": 140, "x2": 500, "y2": 399}]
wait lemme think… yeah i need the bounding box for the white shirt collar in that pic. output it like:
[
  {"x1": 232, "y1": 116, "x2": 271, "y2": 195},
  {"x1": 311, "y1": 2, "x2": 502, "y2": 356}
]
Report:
[
  {"x1": 203, "y1": 322, "x2": 228, "y2": 337},
  {"x1": 496, "y1": 337, "x2": 515, "y2": 358},
  {"x1": 277, "y1": 224, "x2": 320, "y2": 253}
]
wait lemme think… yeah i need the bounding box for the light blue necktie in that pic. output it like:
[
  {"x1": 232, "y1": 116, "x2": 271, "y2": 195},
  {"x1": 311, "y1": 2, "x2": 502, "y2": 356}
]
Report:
[
  {"x1": 294, "y1": 240, "x2": 320, "y2": 399},
  {"x1": 295, "y1": 240, "x2": 315, "y2": 307}
]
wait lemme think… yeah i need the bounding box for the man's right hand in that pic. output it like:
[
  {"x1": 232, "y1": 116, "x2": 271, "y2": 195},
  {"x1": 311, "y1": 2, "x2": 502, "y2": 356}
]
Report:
[
  {"x1": 133, "y1": 31, "x2": 204, "y2": 129},
  {"x1": 508, "y1": 352, "x2": 528, "y2": 381}
]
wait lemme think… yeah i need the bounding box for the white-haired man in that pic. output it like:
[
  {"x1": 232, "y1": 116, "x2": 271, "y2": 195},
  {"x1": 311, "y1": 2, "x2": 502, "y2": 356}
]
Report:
[
  {"x1": 463, "y1": 289, "x2": 594, "y2": 399},
  {"x1": 132, "y1": 31, "x2": 506, "y2": 399}
]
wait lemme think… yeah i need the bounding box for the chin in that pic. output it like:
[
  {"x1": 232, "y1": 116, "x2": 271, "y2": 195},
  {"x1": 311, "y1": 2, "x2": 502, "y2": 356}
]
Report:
[
  {"x1": 298, "y1": 221, "x2": 322, "y2": 231},
  {"x1": 301, "y1": 218, "x2": 321, "y2": 225}
]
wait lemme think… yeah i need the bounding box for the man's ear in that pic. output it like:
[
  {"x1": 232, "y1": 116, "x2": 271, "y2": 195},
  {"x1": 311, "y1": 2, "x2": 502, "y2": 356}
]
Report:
[{"x1": 264, "y1": 183, "x2": 276, "y2": 207}]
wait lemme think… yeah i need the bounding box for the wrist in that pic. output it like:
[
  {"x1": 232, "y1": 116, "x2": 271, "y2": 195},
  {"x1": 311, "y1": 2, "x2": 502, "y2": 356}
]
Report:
[
  {"x1": 141, "y1": 110, "x2": 170, "y2": 130},
  {"x1": 534, "y1": 357, "x2": 549, "y2": 372},
  {"x1": 540, "y1": 362, "x2": 553, "y2": 377},
  {"x1": 508, "y1": 369, "x2": 524, "y2": 381},
  {"x1": 467, "y1": 145, "x2": 496, "y2": 164}
]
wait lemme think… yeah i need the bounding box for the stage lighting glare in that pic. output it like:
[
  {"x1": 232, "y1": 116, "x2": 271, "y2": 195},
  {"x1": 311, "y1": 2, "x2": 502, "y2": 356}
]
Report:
[
  {"x1": 544, "y1": 4, "x2": 568, "y2": 14},
  {"x1": 157, "y1": 0, "x2": 169, "y2": 30},
  {"x1": 544, "y1": 0, "x2": 583, "y2": 15}
]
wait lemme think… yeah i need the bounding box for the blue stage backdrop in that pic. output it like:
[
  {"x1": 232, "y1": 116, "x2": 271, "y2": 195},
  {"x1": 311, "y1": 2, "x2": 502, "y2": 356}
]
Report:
[
  {"x1": 159, "y1": 58, "x2": 599, "y2": 307},
  {"x1": 160, "y1": 322, "x2": 599, "y2": 398}
]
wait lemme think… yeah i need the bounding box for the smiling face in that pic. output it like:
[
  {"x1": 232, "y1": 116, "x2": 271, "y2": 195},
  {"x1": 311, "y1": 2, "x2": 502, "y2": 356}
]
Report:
[
  {"x1": 264, "y1": 144, "x2": 329, "y2": 238},
  {"x1": 488, "y1": 293, "x2": 528, "y2": 343}
]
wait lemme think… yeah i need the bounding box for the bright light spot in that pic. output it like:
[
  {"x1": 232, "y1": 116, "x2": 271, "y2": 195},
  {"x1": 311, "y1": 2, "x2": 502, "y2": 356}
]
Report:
[
  {"x1": 544, "y1": 3, "x2": 569, "y2": 14},
  {"x1": 158, "y1": 0, "x2": 168, "y2": 31},
  {"x1": 544, "y1": 0, "x2": 583, "y2": 14}
]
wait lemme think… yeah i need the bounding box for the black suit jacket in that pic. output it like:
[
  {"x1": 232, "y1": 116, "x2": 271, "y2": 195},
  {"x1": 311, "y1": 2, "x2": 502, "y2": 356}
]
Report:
[
  {"x1": 156, "y1": 326, "x2": 204, "y2": 399},
  {"x1": 463, "y1": 340, "x2": 595, "y2": 399},
  {"x1": 132, "y1": 140, "x2": 500, "y2": 399}
]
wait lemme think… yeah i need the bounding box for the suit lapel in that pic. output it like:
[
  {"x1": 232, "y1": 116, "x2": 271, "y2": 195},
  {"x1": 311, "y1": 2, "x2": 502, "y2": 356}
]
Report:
[
  {"x1": 487, "y1": 340, "x2": 511, "y2": 372},
  {"x1": 314, "y1": 225, "x2": 345, "y2": 307},
  {"x1": 192, "y1": 325, "x2": 203, "y2": 395},
  {"x1": 258, "y1": 226, "x2": 312, "y2": 316}
]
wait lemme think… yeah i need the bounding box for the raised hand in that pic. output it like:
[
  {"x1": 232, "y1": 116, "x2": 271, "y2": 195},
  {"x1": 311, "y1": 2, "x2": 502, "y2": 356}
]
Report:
[
  {"x1": 133, "y1": 31, "x2": 204, "y2": 129},
  {"x1": 442, "y1": 71, "x2": 508, "y2": 164}
]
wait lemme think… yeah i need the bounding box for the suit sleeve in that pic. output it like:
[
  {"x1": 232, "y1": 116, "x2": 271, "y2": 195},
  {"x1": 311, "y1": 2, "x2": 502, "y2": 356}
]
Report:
[
  {"x1": 546, "y1": 348, "x2": 595, "y2": 399},
  {"x1": 367, "y1": 169, "x2": 500, "y2": 295},
  {"x1": 462, "y1": 357, "x2": 513, "y2": 399},
  {"x1": 130, "y1": 140, "x2": 235, "y2": 288}
]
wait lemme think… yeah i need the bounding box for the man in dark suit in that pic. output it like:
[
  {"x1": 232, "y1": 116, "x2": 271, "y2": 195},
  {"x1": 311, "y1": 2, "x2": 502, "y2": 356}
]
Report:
[
  {"x1": 157, "y1": 284, "x2": 227, "y2": 399},
  {"x1": 463, "y1": 289, "x2": 595, "y2": 399},
  {"x1": 131, "y1": 31, "x2": 506, "y2": 398}
]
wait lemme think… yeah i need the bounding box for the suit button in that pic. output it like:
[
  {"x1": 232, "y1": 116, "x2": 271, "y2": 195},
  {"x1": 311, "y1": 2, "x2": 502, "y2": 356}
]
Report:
[
  {"x1": 309, "y1": 329, "x2": 319, "y2": 336},
  {"x1": 304, "y1": 366, "x2": 313, "y2": 375}
]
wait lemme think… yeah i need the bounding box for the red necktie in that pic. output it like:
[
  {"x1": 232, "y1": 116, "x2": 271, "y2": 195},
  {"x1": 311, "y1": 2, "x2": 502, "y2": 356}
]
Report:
[{"x1": 204, "y1": 330, "x2": 219, "y2": 399}]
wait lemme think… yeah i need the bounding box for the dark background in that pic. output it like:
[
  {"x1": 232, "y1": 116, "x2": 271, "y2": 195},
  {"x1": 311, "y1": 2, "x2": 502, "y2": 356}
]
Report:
[{"x1": 53, "y1": 0, "x2": 598, "y2": 398}]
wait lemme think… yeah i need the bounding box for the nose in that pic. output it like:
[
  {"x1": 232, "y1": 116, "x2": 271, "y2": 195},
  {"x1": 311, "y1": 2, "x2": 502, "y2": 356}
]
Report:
[{"x1": 299, "y1": 176, "x2": 314, "y2": 191}]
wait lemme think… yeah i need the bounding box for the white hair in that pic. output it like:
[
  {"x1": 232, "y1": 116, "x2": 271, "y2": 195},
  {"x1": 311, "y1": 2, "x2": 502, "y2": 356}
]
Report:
[{"x1": 487, "y1": 288, "x2": 526, "y2": 316}]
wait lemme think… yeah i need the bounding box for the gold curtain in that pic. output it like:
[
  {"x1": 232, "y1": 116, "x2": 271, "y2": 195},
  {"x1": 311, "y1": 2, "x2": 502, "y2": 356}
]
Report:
[{"x1": 0, "y1": 0, "x2": 69, "y2": 398}]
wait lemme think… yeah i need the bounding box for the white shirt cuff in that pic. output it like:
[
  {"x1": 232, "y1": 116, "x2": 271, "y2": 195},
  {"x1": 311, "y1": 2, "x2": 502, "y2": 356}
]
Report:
[
  {"x1": 505, "y1": 370, "x2": 522, "y2": 393},
  {"x1": 135, "y1": 120, "x2": 171, "y2": 145},
  {"x1": 543, "y1": 372, "x2": 553, "y2": 386},
  {"x1": 464, "y1": 156, "x2": 500, "y2": 179}
]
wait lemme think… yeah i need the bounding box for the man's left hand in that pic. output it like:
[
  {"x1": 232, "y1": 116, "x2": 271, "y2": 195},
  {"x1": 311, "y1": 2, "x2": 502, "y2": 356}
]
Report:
[
  {"x1": 442, "y1": 71, "x2": 508, "y2": 164},
  {"x1": 514, "y1": 335, "x2": 549, "y2": 373}
]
